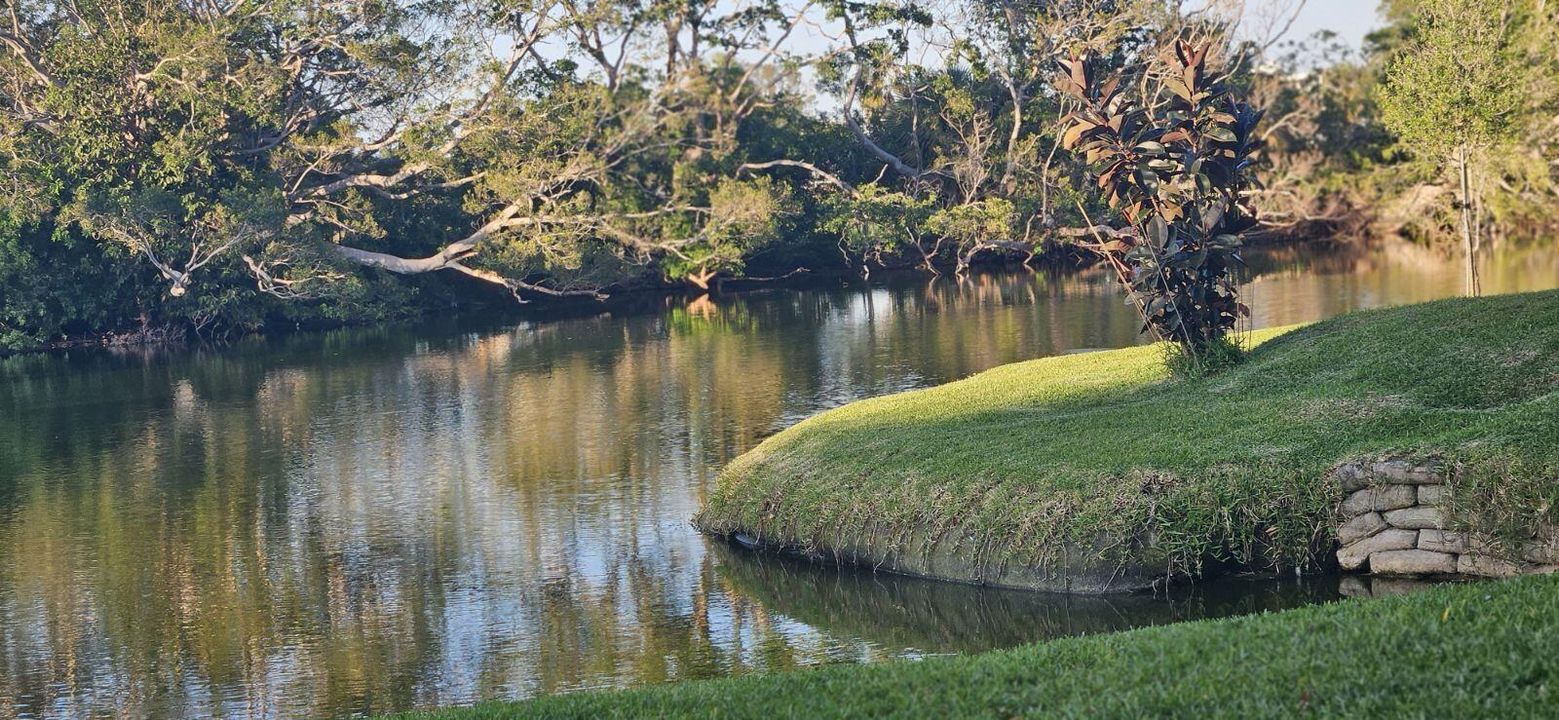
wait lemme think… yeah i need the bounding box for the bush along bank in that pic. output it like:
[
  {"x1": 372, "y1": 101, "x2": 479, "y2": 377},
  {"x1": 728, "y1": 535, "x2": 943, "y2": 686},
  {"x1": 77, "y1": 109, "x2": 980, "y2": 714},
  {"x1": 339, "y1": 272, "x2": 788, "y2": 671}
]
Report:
[{"x1": 695, "y1": 291, "x2": 1559, "y2": 592}]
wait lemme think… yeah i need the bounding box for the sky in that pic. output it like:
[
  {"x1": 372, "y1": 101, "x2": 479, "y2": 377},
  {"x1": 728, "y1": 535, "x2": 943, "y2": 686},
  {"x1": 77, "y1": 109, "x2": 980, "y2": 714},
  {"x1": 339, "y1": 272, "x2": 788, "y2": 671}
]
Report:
[{"x1": 1245, "y1": 0, "x2": 1386, "y2": 50}]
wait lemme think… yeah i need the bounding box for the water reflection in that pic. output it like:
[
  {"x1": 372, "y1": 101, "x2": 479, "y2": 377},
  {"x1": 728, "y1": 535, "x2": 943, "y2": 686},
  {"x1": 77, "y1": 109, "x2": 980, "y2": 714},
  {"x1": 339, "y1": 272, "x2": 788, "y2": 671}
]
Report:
[
  {"x1": 710, "y1": 544, "x2": 1345, "y2": 655},
  {"x1": 0, "y1": 240, "x2": 1555, "y2": 718}
]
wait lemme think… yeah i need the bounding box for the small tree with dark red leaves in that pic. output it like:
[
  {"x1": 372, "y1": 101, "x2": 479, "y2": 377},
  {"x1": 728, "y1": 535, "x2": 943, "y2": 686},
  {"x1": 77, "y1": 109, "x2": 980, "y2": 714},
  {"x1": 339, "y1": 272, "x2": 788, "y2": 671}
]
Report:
[{"x1": 1056, "y1": 40, "x2": 1263, "y2": 366}]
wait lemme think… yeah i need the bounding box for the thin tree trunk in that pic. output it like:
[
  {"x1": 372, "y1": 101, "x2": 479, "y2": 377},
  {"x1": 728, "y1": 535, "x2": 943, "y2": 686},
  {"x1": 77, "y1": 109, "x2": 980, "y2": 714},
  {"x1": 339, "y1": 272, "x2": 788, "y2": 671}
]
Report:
[
  {"x1": 1458, "y1": 144, "x2": 1480, "y2": 297},
  {"x1": 1473, "y1": 165, "x2": 1485, "y2": 296}
]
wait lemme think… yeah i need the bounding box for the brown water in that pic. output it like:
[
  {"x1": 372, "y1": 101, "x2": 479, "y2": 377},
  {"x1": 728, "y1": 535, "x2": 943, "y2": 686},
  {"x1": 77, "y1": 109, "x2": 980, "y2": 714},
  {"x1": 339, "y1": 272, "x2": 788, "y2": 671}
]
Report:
[{"x1": 1, "y1": 240, "x2": 1555, "y2": 718}]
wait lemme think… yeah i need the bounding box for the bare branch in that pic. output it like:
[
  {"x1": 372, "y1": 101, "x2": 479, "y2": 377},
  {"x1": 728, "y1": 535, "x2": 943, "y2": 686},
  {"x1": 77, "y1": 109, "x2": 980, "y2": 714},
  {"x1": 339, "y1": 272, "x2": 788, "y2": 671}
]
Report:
[
  {"x1": 0, "y1": 30, "x2": 51, "y2": 86},
  {"x1": 739, "y1": 160, "x2": 853, "y2": 191}
]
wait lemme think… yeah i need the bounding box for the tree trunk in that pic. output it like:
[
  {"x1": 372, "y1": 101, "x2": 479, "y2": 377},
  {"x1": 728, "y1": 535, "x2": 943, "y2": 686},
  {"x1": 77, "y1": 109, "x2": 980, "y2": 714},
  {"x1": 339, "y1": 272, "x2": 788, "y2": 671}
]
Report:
[
  {"x1": 1472, "y1": 165, "x2": 1485, "y2": 296},
  {"x1": 1458, "y1": 144, "x2": 1480, "y2": 297}
]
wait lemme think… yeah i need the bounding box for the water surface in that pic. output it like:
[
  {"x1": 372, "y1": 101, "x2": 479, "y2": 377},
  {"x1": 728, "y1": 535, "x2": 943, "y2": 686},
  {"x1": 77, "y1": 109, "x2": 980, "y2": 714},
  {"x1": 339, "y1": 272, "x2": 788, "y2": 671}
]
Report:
[{"x1": 1, "y1": 241, "x2": 1555, "y2": 718}]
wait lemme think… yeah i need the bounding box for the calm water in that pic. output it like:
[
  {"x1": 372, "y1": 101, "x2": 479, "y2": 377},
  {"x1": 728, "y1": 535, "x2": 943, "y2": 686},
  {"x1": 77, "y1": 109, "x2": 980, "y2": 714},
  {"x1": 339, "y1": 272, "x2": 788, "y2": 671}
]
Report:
[{"x1": 2, "y1": 241, "x2": 1557, "y2": 718}]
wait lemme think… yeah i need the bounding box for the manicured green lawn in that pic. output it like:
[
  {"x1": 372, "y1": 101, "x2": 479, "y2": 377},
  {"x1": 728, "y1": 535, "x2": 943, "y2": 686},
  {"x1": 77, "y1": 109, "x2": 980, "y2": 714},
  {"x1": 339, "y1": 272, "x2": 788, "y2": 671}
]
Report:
[
  {"x1": 697, "y1": 291, "x2": 1559, "y2": 577},
  {"x1": 394, "y1": 574, "x2": 1559, "y2": 718}
]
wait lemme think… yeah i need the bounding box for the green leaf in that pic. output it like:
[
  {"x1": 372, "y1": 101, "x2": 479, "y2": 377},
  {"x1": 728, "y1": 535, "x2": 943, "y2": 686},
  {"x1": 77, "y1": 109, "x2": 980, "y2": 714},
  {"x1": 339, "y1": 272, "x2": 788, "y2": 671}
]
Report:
[
  {"x1": 1136, "y1": 167, "x2": 1160, "y2": 195},
  {"x1": 1204, "y1": 126, "x2": 1237, "y2": 143},
  {"x1": 1201, "y1": 203, "x2": 1225, "y2": 233},
  {"x1": 1146, "y1": 214, "x2": 1168, "y2": 247}
]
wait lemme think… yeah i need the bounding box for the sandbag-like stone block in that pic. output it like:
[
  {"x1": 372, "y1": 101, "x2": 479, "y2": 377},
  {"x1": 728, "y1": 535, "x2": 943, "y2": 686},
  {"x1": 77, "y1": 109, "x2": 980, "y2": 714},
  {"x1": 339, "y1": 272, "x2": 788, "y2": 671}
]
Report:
[
  {"x1": 1458, "y1": 554, "x2": 1526, "y2": 578},
  {"x1": 1339, "y1": 512, "x2": 1388, "y2": 545},
  {"x1": 1522, "y1": 540, "x2": 1559, "y2": 565},
  {"x1": 1338, "y1": 529, "x2": 1417, "y2": 570},
  {"x1": 1371, "y1": 460, "x2": 1442, "y2": 484},
  {"x1": 1370, "y1": 549, "x2": 1457, "y2": 575},
  {"x1": 1333, "y1": 463, "x2": 1370, "y2": 492},
  {"x1": 1340, "y1": 485, "x2": 1417, "y2": 516},
  {"x1": 1383, "y1": 507, "x2": 1444, "y2": 530},
  {"x1": 1327, "y1": 456, "x2": 1555, "y2": 581},
  {"x1": 1418, "y1": 529, "x2": 1468, "y2": 554}
]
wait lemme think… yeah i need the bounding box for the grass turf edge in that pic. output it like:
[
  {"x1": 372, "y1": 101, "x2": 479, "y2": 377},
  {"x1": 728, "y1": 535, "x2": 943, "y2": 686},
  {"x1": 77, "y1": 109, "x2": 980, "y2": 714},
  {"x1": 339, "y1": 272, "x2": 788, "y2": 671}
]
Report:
[
  {"x1": 694, "y1": 291, "x2": 1559, "y2": 587},
  {"x1": 388, "y1": 574, "x2": 1558, "y2": 718}
]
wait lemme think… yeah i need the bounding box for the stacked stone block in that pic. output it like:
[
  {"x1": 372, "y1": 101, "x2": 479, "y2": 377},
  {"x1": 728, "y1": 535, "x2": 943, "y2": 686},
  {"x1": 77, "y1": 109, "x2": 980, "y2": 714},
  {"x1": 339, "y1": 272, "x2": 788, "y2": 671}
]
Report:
[{"x1": 1332, "y1": 458, "x2": 1557, "y2": 578}]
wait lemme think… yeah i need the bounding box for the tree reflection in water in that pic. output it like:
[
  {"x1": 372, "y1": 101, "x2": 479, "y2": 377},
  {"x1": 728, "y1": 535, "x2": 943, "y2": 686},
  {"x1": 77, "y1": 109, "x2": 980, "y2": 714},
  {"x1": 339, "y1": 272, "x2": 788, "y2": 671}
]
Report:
[{"x1": 0, "y1": 240, "x2": 1554, "y2": 718}]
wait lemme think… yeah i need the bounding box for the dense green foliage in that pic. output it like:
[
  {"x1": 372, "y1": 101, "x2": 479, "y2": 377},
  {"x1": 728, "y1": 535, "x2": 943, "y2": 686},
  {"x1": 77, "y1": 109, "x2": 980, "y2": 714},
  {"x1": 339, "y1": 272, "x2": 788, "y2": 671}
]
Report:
[
  {"x1": 391, "y1": 573, "x2": 1559, "y2": 718},
  {"x1": 698, "y1": 291, "x2": 1559, "y2": 579},
  {"x1": 1379, "y1": 0, "x2": 1523, "y2": 295},
  {"x1": 1379, "y1": 0, "x2": 1519, "y2": 155},
  {"x1": 0, "y1": 0, "x2": 865, "y2": 347},
  {"x1": 1276, "y1": 0, "x2": 1559, "y2": 246},
  {"x1": 2, "y1": 0, "x2": 1557, "y2": 350}
]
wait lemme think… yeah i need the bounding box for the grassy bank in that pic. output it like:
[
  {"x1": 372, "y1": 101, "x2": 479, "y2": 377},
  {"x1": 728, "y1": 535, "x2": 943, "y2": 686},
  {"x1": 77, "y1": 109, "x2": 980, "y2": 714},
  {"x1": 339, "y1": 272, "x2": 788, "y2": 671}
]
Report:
[
  {"x1": 697, "y1": 291, "x2": 1559, "y2": 582},
  {"x1": 394, "y1": 573, "x2": 1559, "y2": 718}
]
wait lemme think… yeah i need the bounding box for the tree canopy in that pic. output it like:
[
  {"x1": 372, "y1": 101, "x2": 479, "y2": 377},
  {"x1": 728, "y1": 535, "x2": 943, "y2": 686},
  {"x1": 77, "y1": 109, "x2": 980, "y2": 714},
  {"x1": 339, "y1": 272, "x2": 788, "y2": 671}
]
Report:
[{"x1": 2, "y1": 0, "x2": 1557, "y2": 349}]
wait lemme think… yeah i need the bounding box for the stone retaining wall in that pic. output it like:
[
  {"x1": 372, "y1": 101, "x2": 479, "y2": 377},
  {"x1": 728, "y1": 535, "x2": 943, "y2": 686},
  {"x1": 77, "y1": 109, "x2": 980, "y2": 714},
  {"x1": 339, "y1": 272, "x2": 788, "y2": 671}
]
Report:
[{"x1": 1333, "y1": 458, "x2": 1557, "y2": 578}]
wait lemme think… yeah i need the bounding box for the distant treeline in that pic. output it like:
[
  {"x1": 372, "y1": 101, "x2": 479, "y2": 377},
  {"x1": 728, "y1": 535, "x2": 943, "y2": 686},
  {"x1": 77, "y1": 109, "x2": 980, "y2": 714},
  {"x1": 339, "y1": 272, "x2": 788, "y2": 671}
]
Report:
[{"x1": 1, "y1": 0, "x2": 1554, "y2": 349}]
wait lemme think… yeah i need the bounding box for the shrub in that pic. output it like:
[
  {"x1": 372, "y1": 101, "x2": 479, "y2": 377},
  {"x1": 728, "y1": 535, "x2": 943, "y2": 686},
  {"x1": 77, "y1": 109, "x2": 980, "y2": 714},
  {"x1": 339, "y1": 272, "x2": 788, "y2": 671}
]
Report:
[{"x1": 1056, "y1": 40, "x2": 1263, "y2": 361}]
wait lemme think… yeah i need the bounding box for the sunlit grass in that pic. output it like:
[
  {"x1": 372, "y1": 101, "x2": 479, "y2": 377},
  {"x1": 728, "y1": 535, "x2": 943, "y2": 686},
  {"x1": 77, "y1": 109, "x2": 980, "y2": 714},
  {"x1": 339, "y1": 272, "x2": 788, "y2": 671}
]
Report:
[
  {"x1": 396, "y1": 574, "x2": 1559, "y2": 718},
  {"x1": 696, "y1": 290, "x2": 1559, "y2": 576}
]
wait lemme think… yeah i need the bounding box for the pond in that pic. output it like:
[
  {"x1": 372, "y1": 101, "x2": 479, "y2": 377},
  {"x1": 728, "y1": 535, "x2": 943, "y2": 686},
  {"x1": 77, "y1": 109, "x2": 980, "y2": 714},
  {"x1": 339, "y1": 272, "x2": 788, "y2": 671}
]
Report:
[{"x1": 2, "y1": 240, "x2": 1557, "y2": 718}]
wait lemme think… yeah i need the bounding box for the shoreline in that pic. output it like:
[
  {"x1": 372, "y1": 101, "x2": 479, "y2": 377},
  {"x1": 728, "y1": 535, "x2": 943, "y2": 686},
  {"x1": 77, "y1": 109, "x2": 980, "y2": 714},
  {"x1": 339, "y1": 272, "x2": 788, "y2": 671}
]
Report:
[
  {"x1": 3, "y1": 231, "x2": 1349, "y2": 359},
  {"x1": 715, "y1": 526, "x2": 1190, "y2": 594},
  {"x1": 694, "y1": 292, "x2": 1559, "y2": 594},
  {"x1": 0, "y1": 251, "x2": 1101, "y2": 358},
  {"x1": 386, "y1": 574, "x2": 1559, "y2": 718}
]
